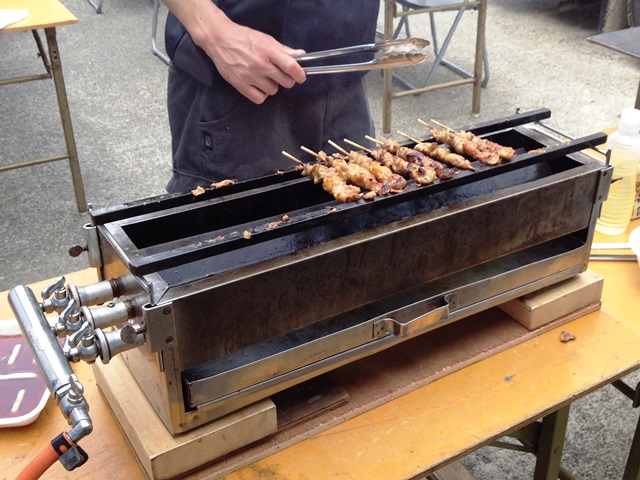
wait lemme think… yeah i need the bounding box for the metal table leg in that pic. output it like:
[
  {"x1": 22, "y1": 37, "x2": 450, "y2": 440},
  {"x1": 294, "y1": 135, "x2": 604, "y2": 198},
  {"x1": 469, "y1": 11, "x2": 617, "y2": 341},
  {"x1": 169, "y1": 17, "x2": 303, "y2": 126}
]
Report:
[
  {"x1": 471, "y1": 0, "x2": 486, "y2": 117},
  {"x1": 382, "y1": 0, "x2": 394, "y2": 135},
  {"x1": 45, "y1": 27, "x2": 87, "y2": 213},
  {"x1": 489, "y1": 404, "x2": 573, "y2": 479},
  {"x1": 613, "y1": 378, "x2": 640, "y2": 480},
  {"x1": 623, "y1": 412, "x2": 640, "y2": 480},
  {"x1": 533, "y1": 404, "x2": 571, "y2": 480}
]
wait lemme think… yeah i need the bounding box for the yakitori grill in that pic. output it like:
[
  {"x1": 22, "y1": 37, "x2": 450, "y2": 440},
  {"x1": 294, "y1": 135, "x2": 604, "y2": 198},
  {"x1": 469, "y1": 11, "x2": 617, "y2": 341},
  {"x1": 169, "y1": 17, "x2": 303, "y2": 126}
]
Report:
[{"x1": 9, "y1": 108, "x2": 611, "y2": 440}]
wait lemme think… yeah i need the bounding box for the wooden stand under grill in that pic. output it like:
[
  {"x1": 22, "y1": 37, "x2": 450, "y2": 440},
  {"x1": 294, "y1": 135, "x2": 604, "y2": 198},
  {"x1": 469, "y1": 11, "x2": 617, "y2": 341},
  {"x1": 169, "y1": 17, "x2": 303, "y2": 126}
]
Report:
[
  {"x1": 93, "y1": 270, "x2": 603, "y2": 480},
  {"x1": 499, "y1": 270, "x2": 604, "y2": 330}
]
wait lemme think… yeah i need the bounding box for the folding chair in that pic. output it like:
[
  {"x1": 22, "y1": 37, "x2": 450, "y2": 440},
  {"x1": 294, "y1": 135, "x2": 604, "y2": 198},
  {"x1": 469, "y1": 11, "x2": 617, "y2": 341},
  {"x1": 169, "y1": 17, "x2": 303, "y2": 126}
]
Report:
[
  {"x1": 394, "y1": 0, "x2": 489, "y2": 89},
  {"x1": 87, "y1": 0, "x2": 104, "y2": 14},
  {"x1": 381, "y1": 0, "x2": 488, "y2": 134},
  {"x1": 151, "y1": 0, "x2": 170, "y2": 65}
]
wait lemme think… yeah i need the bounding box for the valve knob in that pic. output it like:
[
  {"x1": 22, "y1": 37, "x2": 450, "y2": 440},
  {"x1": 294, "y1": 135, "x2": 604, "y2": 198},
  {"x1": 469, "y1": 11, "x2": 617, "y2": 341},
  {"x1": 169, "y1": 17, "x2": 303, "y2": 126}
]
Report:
[{"x1": 68, "y1": 245, "x2": 87, "y2": 258}]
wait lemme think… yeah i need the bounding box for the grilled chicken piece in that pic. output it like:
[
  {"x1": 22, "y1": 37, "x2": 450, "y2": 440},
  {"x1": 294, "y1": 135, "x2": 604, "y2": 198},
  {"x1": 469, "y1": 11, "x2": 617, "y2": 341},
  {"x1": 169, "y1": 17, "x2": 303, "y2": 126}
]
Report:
[
  {"x1": 412, "y1": 141, "x2": 475, "y2": 171},
  {"x1": 345, "y1": 151, "x2": 407, "y2": 190},
  {"x1": 429, "y1": 128, "x2": 502, "y2": 165},
  {"x1": 317, "y1": 151, "x2": 389, "y2": 196},
  {"x1": 370, "y1": 149, "x2": 437, "y2": 185},
  {"x1": 416, "y1": 154, "x2": 456, "y2": 179},
  {"x1": 458, "y1": 130, "x2": 515, "y2": 160},
  {"x1": 297, "y1": 163, "x2": 361, "y2": 202},
  {"x1": 382, "y1": 139, "x2": 455, "y2": 179}
]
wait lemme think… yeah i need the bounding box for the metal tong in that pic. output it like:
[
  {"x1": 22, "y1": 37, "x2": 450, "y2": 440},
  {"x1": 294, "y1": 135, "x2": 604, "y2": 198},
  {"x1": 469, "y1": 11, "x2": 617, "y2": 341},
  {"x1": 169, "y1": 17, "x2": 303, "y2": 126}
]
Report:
[{"x1": 295, "y1": 38, "x2": 430, "y2": 74}]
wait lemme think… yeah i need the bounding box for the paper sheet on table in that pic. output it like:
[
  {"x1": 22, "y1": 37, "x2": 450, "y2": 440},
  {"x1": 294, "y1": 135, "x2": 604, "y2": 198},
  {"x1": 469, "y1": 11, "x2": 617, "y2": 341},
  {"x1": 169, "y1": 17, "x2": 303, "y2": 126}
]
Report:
[{"x1": 0, "y1": 9, "x2": 29, "y2": 29}]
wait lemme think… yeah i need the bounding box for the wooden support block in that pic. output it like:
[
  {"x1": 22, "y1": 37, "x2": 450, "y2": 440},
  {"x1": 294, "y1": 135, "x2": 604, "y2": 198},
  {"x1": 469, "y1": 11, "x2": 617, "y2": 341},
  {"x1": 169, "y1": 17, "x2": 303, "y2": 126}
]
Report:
[
  {"x1": 498, "y1": 270, "x2": 604, "y2": 330},
  {"x1": 93, "y1": 356, "x2": 278, "y2": 480}
]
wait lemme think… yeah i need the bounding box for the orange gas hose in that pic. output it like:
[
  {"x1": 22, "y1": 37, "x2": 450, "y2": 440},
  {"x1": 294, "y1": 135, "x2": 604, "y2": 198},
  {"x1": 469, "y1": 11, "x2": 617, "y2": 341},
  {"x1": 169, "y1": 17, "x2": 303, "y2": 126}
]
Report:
[
  {"x1": 16, "y1": 432, "x2": 75, "y2": 480},
  {"x1": 15, "y1": 442, "x2": 60, "y2": 480}
]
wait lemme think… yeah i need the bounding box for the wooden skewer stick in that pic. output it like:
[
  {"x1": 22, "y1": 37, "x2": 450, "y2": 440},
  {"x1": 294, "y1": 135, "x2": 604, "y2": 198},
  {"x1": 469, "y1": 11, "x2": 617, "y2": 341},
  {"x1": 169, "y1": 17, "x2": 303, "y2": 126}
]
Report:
[
  {"x1": 282, "y1": 150, "x2": 303, "y2": 164},
  {"x1": 300, "y1": 145, "x2": 322, "y2": 160},
  {"x1": 343, "y1": 138, "x2": 373, "y2": 154},
  {"x1": 364, "y1": 135, "x2": 385, "y2": 146},
  {"x1": 417, "y1": 118, "x2": 436, "y2": 130},
  {"x1": 397, "y1": 131, "x2": 423, "y2": 144},
  {"x1": 328, "y1": 140, "x2": 349, "y2": 155},
  {"x1": 430, "y1": 118, "x2": 455, "y2": 131}
]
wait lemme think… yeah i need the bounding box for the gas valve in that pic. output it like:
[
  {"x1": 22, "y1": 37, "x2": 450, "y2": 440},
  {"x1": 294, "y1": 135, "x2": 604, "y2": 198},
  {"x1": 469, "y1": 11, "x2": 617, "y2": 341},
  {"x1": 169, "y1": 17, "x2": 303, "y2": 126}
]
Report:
[
  {"x1": 37, "y1": 276, "x2": 147, "y2": 364},
  {"x1": 8, "y1": 274, "x2": 148, "y2": 462}
]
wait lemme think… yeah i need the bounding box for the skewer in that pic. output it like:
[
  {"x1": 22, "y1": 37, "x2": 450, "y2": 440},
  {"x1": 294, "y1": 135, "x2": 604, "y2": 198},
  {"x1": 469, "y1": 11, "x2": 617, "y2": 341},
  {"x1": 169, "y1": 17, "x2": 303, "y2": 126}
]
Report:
[
  {"x1": 365, "y1": 135, "x2": 384, "y2": 146},
  {"x1": 301, "y1": 144, "x2": 387, "y2": 197},
  {"x1": 430, "y1": 118, "x2": 454, "y2": 131},
  {"x1": 368, "y1": 134, "x2": 429, "y2": 165},
  {"x1": 327, "y1": 140, "x2": 349, "y2": 156},
  {"x1": 341, "y1": 138, "x2": 436, "y2": 188},
  {"x1": 364, "y1": 136, "x2": 446, "y2": 179},
  {"x1": 363, "y1": 137, "x2": 448, "y2": 181},
  {"x1": 282, "y1": 150, "x2": 303, "y2": 164},
  {"x1": 300, "y1": 145, "x2": 322, "y2": 160},
  {"x1": 343, "y1": 138, "x2": 373, "y2": 154},
  {"x1": 425, "y1": 118, "x2": 515, "y2": 161},
  {"x1": 397, "y1": 131, "x2": 422, "y2": 144},
  {"x1": 417, "y1": 118, "x2": 434, "y2": 129},
  {"x1": 355, "y1": 137, "x2": 438, "y2": 185},
  {"x1": 400, "y1": 133, "x2": 476, "y2": 171},
  {"x1": 371, "y1": 133, "x2": 460, "y2": 178},
  {"x1": 336, "y1": 139, "x2": 407, "y2": 192},
  {"x1": 285, "y1": 150, "x2": 363, "y2": 203}
]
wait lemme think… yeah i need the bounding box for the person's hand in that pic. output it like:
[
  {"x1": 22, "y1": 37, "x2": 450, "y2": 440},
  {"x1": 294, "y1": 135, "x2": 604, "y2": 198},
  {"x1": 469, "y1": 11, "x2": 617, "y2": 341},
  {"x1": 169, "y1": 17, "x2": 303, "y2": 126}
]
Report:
[
  {"x1": 164, "y1": 0, "x2": 307, "y2": 104},
  {"x1": 202, "y1": 22, "x2": 307, "y2": 104}
]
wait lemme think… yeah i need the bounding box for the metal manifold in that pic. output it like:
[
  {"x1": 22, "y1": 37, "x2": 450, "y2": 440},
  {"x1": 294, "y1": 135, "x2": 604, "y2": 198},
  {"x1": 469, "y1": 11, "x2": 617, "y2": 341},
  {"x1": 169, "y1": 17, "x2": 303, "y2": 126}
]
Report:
[{"x1": 9, "y1": 109, "x2": 612, "y2": 445}]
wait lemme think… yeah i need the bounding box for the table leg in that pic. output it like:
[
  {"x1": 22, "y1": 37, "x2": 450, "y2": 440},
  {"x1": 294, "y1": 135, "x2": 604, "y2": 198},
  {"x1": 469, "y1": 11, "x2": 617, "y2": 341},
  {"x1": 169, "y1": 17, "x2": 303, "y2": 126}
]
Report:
[
  {"x1": 471, "y1": 0, "x2": 486, "y2": 117},
  {"x1": 623, "y1": 416, "x2": 640, "y2": 480},
  {"x1": 382, "y1": 0, "x2": 394, "y2": 135},
  {"x1": 44, "y1": 27, "x2": 87, "y2": 214},
  {"x1": 533, "y1": 404, "x2": 571, "y2": 480},
  {"x1": 623, "y1": 410, "x2": 640, "y2": 480}
]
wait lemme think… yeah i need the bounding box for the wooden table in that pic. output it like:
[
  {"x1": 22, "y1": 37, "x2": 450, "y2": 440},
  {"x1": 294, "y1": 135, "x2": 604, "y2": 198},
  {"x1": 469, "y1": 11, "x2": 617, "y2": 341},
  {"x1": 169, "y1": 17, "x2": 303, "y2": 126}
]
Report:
[
  {"x1": 0, "y1": 0, "x2": 86, "y2": 213},
  {"x1": 1, "y1": 223, "x2": 640, "y2": 479}
]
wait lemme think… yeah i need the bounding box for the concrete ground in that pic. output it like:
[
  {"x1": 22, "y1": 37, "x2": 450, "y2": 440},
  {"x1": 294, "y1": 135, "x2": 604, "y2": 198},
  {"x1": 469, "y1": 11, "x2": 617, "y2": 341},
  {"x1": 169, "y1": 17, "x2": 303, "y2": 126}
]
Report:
[{"x1": 1, "y1": 0, "x2": 639, "y2": 478}]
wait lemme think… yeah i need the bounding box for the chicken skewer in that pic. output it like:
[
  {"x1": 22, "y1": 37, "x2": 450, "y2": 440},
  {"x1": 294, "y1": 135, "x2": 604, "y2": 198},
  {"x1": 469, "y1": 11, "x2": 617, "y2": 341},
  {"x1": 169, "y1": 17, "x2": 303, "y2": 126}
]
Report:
[
  {"x1": 327, "y1": 140, "x2": 407, "y2": 191},
  {"x1": 301, "y1": 146, "x2": 384, "y2": 198},
  {"x1": 418, "y1": 119, "x2": 500, "y2": 165},
  {"x1": 343, "y1": 139, "x2": 437, "y2": 186},
  {"x1": 397, "y1": 131, "x2": 475, "y2": 171},
  {"x1": 365, "y1": 135, "x2": 456, "y2": 180},
  {"x1": 419, "y1": 119, "x2": 515, "y2": 165},
  {"x1": 282, "y1": 150, "x2": 362, "y2": 203},
  {"x1": 430, "y1": 119, "x2": 516, "y2": 161}
]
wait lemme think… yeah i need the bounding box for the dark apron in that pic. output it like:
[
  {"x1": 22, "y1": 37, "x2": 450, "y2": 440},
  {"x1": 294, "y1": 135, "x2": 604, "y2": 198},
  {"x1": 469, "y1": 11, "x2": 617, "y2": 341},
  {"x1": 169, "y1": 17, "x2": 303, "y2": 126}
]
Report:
[
  {"x1": 164, "y1": 0, "x2": 379, "y2": 192},
  {"x1": 165, "y1": 0, "x2": 379, "y2": 94}
]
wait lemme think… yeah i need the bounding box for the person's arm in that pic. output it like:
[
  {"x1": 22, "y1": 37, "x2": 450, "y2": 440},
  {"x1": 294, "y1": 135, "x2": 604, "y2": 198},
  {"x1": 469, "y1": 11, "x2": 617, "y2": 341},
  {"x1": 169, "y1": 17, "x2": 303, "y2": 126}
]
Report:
[{"x1": 162, "y1": 0, "x2": 306, "y2": 104}]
